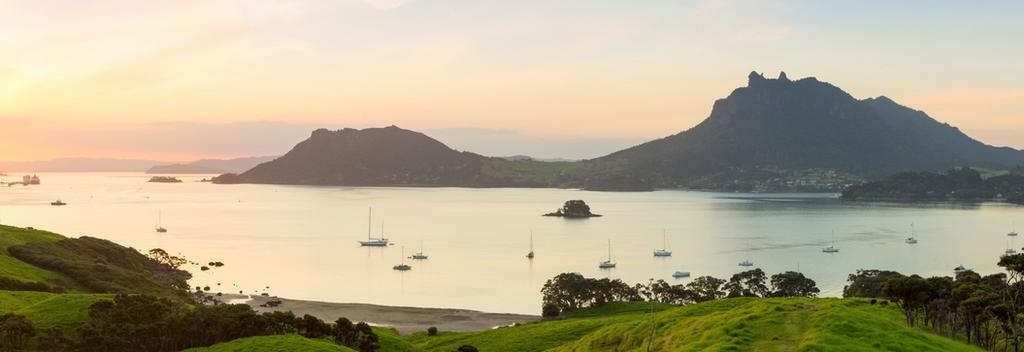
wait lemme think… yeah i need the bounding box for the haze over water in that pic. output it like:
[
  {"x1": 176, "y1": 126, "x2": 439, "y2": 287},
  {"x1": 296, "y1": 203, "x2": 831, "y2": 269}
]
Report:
[{"x1": 1, "y1": 173, "x2": 1021, "y2": 314}]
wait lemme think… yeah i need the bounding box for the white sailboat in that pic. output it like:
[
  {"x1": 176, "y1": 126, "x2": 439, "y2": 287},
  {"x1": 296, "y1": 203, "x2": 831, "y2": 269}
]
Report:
[
  {"x1": 599, "y1": 240, "x2": 616, "y2": 269},
  {"x1": 904, "y1": 223, "x2": 917, "y2": 244},
  {"x1": 410, "y1": 240, "x2": 428, "y2": 260},
  {"x1": 822, "y1": 230, "x2": 840, "y2": 253},
  {"x1": 526, "y1": 231, "x2": 535, "y2": 259},
  {"x1": 155, "y1": 210, "x2": 167, "y2": 233},
  {"x1": 954, "y1": 265, "x2": 971, "y2": 274},
  {"x1": 653, "y1": 230, "x2": 672, "y2": 257},
  {"x1": 672, "y1": 271, "x2": 691, "y2": 278},
  {"x1": 1005, "y1": 239, "x2": 1017, "y2": 256},
  {"x1": 393, "y1": 247, "x2": 411, "y2": 271},
  {"x1": 358, "y1": 208, "x2": 389, "y2": 247},
  {"x1": 738, "y1": 243, "x2": 754, "y2": 267},
  {"x1": 1010, "y1": 222, "x2": 1019, "y2": 237}
]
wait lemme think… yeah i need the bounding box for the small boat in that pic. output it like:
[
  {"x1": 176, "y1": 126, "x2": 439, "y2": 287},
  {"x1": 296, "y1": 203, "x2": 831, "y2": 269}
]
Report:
[
  {"x1": 526, "y1": 231, "x2": 535, "y2": 259},
  {"x1": 50, "y1": 199, "x2": 66, "y2": 206},
  {"x1": 598, "y1": 239, "x2": 616, "y2": 269},
  {"x1": 1006, "y1": 238, "x2": 1018, "y2": 256},
  {"x1": 672, "y1": 271, "x2": 691, "y2": 278},
  {"x1": 954, "y1": 265, "x2": 971, "y2": 274},
  {"x1": 653, "y1": 230, "x2": 672, "y2": 257},
  {"x1": 1010, "y1": 222, "x2": 1019, "y2": 237},
  {"x1": 904, "y1": 223, "x2": 917, "y2": 244},
  {"x1": 738, "y1": 243, "x2": 754, "y2": 267},
  {"x1": 358, "y1": 208, "x2": 390, "y2": 247},
  {"x1": 822, "y1": 230, "x2": 840, "y2": 253},
  {"x1": 393, "y1": 247, "x2": 412, "y2": 271},
  {"x1": 410, "y1": 240, "x2": 428, "y2": 260},
  {"x1": 155, "y1": 211, "x2": 167, "y2": 233}
]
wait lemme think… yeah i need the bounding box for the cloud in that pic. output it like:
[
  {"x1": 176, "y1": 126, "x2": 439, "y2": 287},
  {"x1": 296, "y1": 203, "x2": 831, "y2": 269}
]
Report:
[{"x1": 360, "y1": 0, "x2": 410, "y2": 10}]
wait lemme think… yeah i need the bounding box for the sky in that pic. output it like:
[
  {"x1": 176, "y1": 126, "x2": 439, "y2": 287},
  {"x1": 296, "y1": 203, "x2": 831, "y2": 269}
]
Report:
[{"x1": 0, "y1": 0, "x2": 1022, "y2": 161}]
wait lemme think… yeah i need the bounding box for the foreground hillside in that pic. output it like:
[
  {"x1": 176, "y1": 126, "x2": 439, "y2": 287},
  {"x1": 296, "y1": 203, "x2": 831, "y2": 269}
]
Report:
[{"x1": 401, "y1": 299, "x2": 978, "y2": 352}]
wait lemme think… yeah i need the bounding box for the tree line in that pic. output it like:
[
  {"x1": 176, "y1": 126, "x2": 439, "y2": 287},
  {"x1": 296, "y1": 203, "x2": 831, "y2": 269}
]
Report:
[
  {"x1": 0, "y1": 294, "x2": 379, "y2": 352},
  {"x1": 843, "y1": 255, "x2": 1024, "y2": 351},
  {"x1": 541, "y1": 269, "x2": 820, "y2": 316}
]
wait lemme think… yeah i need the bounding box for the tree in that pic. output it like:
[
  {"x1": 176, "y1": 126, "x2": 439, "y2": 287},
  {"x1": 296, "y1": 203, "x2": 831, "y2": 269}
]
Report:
[
  {"x1": 541, "y1": 303, "x2": 560, "y2": 318},
  {"x1": 724, "y1": 269, "x2": 769, "y2": 298},
  {"x1": 843, "y1": 269, "x2": 903, "y2": 298},
  {"x1": 686, "y1": 276, "x2": 725, "y2": 302},
  {"x1": 770, "y1": 271, "x2": 820, "y2": 297},
  {"x1": 427, "y1": 326, "x2": 438, "y2": 336},
  {"x1": 37, "y1": 327, "x2": 70, "y2": 351},
  {"x1": 147, "y1": 248, "x2": 187, "y2": 269},
  {"x1": 882, "y1": 275, "x2": 931, "y2": 327},
  {"x1": 457, "y1": 345, "x2": 480, "y2": 352},
  {"x1": 333, "y1": 318, "x2": 379, "y2": 352},
  {"x1": 0, "y1": 313, "x2": 35, "y2": 352},
  {"x1": 296, "y1": 314, "x2": 331, "y2": 338},
  {"x1": 541, "y1": 273, "x2": 590, "y2": 312}
]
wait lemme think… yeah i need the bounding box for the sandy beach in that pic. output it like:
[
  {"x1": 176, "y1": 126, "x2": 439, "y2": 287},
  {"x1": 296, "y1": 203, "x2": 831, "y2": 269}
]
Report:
[{"x1": 221, "y1": 295, "x2": 539, "y2": 335}]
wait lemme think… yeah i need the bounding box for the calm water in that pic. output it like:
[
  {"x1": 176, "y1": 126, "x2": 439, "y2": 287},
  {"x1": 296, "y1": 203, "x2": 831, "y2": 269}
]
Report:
[{"x1": 0, "y1": 173, "x2": 1021, "y2": 314}]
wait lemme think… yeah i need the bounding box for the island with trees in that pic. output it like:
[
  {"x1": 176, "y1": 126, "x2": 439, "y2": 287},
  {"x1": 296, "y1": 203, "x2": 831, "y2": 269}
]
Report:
[
  {"x1": 147, "y1": 176, "x2": 183, "y2": 183},
  {"x1": 543, "y1": 200, "x2": 601, "y2": 218}
]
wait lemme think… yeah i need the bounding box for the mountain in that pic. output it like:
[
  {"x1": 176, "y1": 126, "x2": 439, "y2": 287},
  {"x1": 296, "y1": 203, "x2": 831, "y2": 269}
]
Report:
[
  {"x1": 212, "y1": 72, "x2": 1024, "y2": 191},
  {"x1": 146, "y1": 156, "x2": 277, "y2": 174},
  {"x1": 574, "y1": 72, "x2": 1024, "y2": 190},
  {"x1": 212, "y1": 126, "x2": 572, "y2": 187},
  {"x1": 0, "y1": 157, "x2": 164, "y2": 172}
]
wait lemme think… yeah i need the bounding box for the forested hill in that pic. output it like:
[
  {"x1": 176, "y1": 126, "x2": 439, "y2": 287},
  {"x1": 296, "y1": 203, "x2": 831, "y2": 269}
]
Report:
[{"x1": 576, "y1": 72, "x2": 1024, "y2": 190}]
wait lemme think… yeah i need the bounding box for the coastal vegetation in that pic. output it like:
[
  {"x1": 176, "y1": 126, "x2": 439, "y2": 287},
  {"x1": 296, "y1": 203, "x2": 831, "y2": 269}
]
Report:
[{"x1": 842, "y1": 167, "x2": 1024, "y2": 204}]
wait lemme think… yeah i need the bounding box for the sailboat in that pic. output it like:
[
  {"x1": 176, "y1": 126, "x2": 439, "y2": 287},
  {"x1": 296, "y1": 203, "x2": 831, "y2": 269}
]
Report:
[
  {"x1": 598, "y1": 240, "x2": 616, "y2": 269},
  {"x1": 155, "y1": 211, "x2": 167, "y2": 233},
  {"x1": 822, "y1": 230, "x2": 840, "y2": 253},
  {"x1": 393, "y1": 247, "x2": 411, "y2": 271},
  {"x1": 526, "y1": 231, "x2": 535, "y2": 259},
  {"x1": 954, "y1": 265, "x2": 971, "y2": 274},
  {"x1": 358, "y1": 208, "x2": 389, "y2": 247},
  {"x1": 738, "y1": 243, "x2": 754, "y2": 267},
  {"x1": 653, "y1": 230, "x2": 672, "y2": 257},
  {"x1": 1010, "y1": 222, "x2": 1019, "y2": 237},
  {"x1": 904, "y1": 223, "x2": 917, "y2": 244},
  {"x1": 410, "y1": 240, "x2": 428, "y2": 260},
  {"x1": 1005, "y1": 239, "x2": 1017, "y2": 256},
  {"x1": 50, "y1": 199, "x2": 66, "y2": 206}
]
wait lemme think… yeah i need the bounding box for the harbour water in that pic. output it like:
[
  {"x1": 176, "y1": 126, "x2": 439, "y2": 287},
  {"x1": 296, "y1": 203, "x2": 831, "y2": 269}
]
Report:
[{"x1": 0, "y1": 173, "x2": 1020, "y2": 314}]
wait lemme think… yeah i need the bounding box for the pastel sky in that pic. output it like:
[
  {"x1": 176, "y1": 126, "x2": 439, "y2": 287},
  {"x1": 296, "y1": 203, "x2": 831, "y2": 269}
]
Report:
[{"x1": 1, "y1": 0, "x2": 1022, "y2": 161}]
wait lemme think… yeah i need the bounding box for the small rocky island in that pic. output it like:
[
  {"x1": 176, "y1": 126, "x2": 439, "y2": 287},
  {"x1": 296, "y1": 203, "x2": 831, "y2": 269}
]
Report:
[
  {"x1": 543, "y1": 200, "x2": 602, "y2": 218},
  {"x1": 148, "y1": 176, "x2": 183, "y2": 183}
]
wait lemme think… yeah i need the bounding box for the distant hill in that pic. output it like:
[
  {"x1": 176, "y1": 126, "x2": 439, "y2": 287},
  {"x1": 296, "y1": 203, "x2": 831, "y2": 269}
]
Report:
[
  {"x1": 146, "y1": 156, "x2": 277, "y2": 174},
  {"x1": 212, "y1": 73, "x2": 1024, "y2": 191},
  {"x1": 0, "y1": 157, "x2": 164, "y2": 172},
  {"x1": 213, "y1": 126, "x2": 574, "y2": 187},
  {"x1": 574, "y1": 72, "x2": 1024, "y2": 190}
]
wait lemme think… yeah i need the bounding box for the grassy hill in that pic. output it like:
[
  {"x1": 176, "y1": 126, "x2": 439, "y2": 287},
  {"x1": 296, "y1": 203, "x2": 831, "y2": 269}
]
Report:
[
  {"x1": 0, "y1": 290, "x2": 111, "y2": 332},
  {"x1": 404, "y1": 299, "x2": 979, "y2": 352},
  {"x1": 181, "y1": 335, "x2": 356, "y2": 352},
  {"x1": 0, "y1": 225, "x2": 79, "y2": 289}
]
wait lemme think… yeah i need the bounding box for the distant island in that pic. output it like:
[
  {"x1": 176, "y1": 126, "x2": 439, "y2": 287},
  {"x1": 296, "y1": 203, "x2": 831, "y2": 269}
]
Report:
[
  {"x1": 213, "y1": 72, "x2": 1024, "y2": 192},
  {"x1": 841, "y1": 167, "x2": 1024, "y2": 204},
  {"x1": 148, "y1": 176, "x2": 183, "y2": 183},
  {"x1": 146, "y1": 156, "x2": 277, "y2": 174},
  {"x1": 543, "y1": 200, "x2": 602, "y2": 218}
]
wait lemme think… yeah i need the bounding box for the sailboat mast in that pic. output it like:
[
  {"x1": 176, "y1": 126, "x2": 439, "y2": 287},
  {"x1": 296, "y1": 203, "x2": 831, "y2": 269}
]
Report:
[
  {"x1": 607, "y1": 239, "x2": 612, "y2": 261},
  {"x1": 662, "y1": 229, "x2": 667, "y2": 250},
  {"x1": 367, "y1": 208, "x2": 372, "y2": 240},
  {"x1": 530, "y1": 230, "x2": 534, "y2": 251}
]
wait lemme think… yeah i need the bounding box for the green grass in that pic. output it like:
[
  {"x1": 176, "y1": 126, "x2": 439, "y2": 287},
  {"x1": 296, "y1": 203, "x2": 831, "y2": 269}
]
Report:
[
  {"x1": 0, "y1": 225, "x2": 76, "y2": 286},
  {"x1": 181, "y1": 335, "x2": 356, "y2": 352},
  {"x1": 0, "y1": 290, "x2": 111, "y2": 332},
  {"x1": 373, "y1": 327, "x2": 419, "y2": 352},
  {"x1": 407, "y1": 298, "x2": 980, "y2": 352}
]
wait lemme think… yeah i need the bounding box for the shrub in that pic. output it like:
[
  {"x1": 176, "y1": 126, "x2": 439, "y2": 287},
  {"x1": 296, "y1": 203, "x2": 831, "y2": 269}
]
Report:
[{"x1": 427, "y1": 326, "x2": 438, "y2": 336}]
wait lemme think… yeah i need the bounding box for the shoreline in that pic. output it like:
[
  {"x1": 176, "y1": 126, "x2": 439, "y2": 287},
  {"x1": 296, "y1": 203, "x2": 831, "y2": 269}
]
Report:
[{"x1": 216, "y1": 294, "x2": 540, "y2": 335}]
